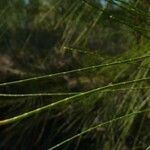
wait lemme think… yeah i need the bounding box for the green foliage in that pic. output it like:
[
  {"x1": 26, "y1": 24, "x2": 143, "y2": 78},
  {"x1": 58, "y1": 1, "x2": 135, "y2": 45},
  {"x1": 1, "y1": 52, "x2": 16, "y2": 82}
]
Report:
[{"x1": 0, "y1": 0, "x2": 150, "y2": 149}]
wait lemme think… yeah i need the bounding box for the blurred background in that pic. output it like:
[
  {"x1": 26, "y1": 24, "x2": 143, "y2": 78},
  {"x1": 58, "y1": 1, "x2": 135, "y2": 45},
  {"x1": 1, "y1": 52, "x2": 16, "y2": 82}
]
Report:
[{"x1": 0, "y1": 0, "x2": 150, "y2": 150}]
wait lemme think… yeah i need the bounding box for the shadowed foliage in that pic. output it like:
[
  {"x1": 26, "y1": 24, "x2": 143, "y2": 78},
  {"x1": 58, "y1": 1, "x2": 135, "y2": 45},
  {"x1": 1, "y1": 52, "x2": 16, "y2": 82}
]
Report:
[{"x1": 0, "y1": 0, "x2": 150, "y2": 150}]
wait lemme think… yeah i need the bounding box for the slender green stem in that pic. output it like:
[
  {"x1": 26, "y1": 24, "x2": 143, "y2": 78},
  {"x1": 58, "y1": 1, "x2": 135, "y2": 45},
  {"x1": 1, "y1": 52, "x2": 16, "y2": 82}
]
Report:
[
  {"x1": 49, "y1": 108, "x2": 150, "y2": 150},
  {"x1": 83, "y1": 0, "x2": 150, "y2": 39},
  {"x1": 0, "y1": 87, "x2": 150, "y2": 98},
  {"x1": 0, "y1": 55, "x2": 150, "y2": 87},
  {"x1": 146, "y1": 145, "x2": 150, "y2": 150},
  {"x1": 0, "y1": 77, "x2": 150, "y2": 126},
  {"x1": 0, "y1": 92, "x2": 80, "y2": 97}
]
